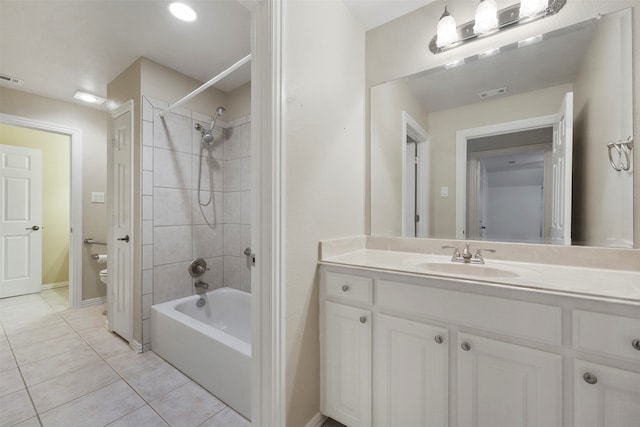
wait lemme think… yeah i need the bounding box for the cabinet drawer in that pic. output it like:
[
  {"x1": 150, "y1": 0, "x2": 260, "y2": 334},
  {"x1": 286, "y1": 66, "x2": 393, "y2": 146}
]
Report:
[
  {"x1": 325, "y1": 271, "x2": 373, "y2": 305},
  {"x1": 573, "y1": 310, "x2": 640, "y2": 362},
  {"x1": 378, "y1": 280, "x2": 561, "y2": 346}
]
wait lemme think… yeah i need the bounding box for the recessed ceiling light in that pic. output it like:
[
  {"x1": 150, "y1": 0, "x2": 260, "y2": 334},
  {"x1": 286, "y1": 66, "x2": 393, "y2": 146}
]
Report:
[
  {"x1": 73, "y1": 90, "x2": 105, "y2": 105},
  {"x1": 169, "y1": 2, "x2": 197, "y2": 22}
]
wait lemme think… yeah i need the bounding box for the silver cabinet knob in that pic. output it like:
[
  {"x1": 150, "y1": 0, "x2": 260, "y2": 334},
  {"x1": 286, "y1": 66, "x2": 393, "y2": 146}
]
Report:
[
  {"x1": 632, "y1": 339, "x2": 640, "y2": 351},
  {"x1": 434, "y1": 335, "x2": 444, "y2": 344},
  {"x1": 583, "y1": 372, "x2": 598, "y2": 385},
  {"x1": 341, "y1": 284, "x2": 350, "y2": 292},
  {"x1": 461, "y1": 342, "x2": 471, "y2": 351},
  {"x1": 359, "y1": 316, "x2": 367, "y2": 324}
]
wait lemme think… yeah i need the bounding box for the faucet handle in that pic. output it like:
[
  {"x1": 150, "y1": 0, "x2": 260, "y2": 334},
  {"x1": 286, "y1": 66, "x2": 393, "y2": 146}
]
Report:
[{"x1": 474, "y1": 248, "x2": 496, "y2": 263}]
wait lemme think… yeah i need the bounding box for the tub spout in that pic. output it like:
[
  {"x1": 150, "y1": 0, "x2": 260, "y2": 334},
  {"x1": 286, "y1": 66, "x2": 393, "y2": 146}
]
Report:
[{"x1": 194, "y1": 279, "x2": 209, "y2": 290}]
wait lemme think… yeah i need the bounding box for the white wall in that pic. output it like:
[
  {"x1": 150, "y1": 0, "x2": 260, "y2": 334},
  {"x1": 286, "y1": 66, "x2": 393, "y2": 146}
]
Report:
[
  {"x1": 283, "y1": 1, "x2": 366, "y2": 425},
  {"x1": 0, "y1": 87, "x2": 108, "y2": 301}
]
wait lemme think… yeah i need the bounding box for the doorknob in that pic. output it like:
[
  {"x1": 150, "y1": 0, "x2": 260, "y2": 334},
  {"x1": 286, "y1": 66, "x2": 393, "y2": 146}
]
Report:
[
  {"x1": 117, "y1": 235, "x2": 130, "y2": 243},
  {"x1": 25, "y1": 225, "x2": 40, "y2": 231}
]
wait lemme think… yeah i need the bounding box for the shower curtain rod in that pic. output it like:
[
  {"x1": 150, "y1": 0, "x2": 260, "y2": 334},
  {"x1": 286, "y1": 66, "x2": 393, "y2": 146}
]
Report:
[{"x1": 160, "y1": 53, "x2": 252, "y2": 117}]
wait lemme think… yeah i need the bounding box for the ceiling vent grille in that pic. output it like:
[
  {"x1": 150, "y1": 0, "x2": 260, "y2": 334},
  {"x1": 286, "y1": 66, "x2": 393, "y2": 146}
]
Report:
[{"x1": 479, "y1": 86, "x2": 508, "y2": 99}]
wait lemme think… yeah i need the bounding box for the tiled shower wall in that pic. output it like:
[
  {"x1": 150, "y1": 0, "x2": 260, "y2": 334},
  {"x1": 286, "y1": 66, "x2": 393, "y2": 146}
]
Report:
[{"x1": 140, "y1": 96, "x2": 251, "y2": 350}]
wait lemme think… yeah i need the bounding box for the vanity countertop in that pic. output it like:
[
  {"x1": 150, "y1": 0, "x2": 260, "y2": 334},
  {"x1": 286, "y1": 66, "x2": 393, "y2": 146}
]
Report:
[{"x1": 320, "y1": 249, "x2": 640, "y2": 303}]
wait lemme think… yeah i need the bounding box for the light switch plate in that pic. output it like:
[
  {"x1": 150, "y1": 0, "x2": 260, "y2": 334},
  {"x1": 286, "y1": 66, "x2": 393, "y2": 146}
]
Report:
[
  {"x1": 91, "y1": 192, "x2": 105, "y2": 203},
  {"x1": 440, "y1": 187, "x2": 449, "y2": 197}
]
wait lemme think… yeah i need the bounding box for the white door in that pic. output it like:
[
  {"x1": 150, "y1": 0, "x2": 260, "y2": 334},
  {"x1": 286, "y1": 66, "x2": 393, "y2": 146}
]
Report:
[
  {"x1": 322, "y1": 301, "x2": 371, "y2": 427},
  {"x1": 0, "y1": 144, "x2": 42, "y2": 298},
  {"x1": 574, "y1": 360, "x2": 640, "y2": 427},
  {"x1": 551, "y1": 92, "x2": 573, "y2": 245},
  {"x1": 108, "y1": 102, "x2": 134, "y2": 342},
  {"x1": 404, "y1": 139, "x2": 417, "y2": 237},
  {"x1": 374, "y1": 314, "x2": 448, "y2": 427},
  {"x1": 457, "y1": 333, "x2": 562, "y2": 427}
]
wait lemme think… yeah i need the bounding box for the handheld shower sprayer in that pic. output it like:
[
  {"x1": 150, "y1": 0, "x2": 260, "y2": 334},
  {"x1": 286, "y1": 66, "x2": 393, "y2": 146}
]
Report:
[
  {"x1": 196, "y1": 106, "x2": 226, "y2": 208},
  {"x1": 194, "y1": 106, "x2": 225, "y2": 145}
]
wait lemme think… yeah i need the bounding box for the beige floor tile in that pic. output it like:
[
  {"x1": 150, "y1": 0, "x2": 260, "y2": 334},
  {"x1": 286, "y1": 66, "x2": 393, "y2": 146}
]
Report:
[
  {"x1": 11, "y1": 417, "x2": 41, "y2": 427},
  {"x1": 0, "y1": 367, "x2": 25, "y2": 397},
  {"x1": 39, "y1": 380, "x2": 145, "y2": 427},
  {"x1": 125, "y1": 361, "x2": 190, "y2": 402},
  {"x1": 0, "y1": 389, "x2": 36, "y2": 427},
  {"x1": 20, "y1": 346, "x2": 101, "y2": 387},
  {"x1": 2, "y1": 314, "x2": 67, "y2": 337},
  {"x1": 6, "y1": 321, "x2": 75, "y2": 350},
  {"x1": 0, "y1": 293, "x2": 43, "y2": 309},
  {"x1": 12, "y1": 334, "x2": 89, "y2": 366},
  {"x1": 199, "y1": 407, "x2": 250, "y2": 427},
  {"x1": 150, "y1": 382, "x2": 225, "y2": 427},
  {"x1": 106, "y1": 349, "x2": 163, "y2": 378},
  {"x1": 107, "y1": 404, "x2": 169, "y2": 427},
  {"x1": 0, "y1": 347, "x2": 17, "y2": 372},
  {"x1": 79, "y1": 326, "x2": 131, "y2": 359},
  {"x1": 29, "y1": 361, "x2": 120, "y2": 413}
]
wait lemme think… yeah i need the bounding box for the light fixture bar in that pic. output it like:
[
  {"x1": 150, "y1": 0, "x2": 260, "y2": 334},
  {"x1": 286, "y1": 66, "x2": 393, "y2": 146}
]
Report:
[{"x1": 429, "y1": 0, "x2": 565, "y2": 54}]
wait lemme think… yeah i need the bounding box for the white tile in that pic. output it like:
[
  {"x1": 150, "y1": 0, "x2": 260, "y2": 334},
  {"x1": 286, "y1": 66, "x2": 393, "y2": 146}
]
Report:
[
  {"x1": 105, "y1": 350, "x2": 163, "y2": 379},
  {"x1": 192, "y1": 111, "x2": 213, "y2": 124},
  {"x1": 224, "y1": 158, "x2": 242, "y2": 191},
  {"x1": 142, "y1": 121, "x2": 153, "y2": 147},
  {"x1": 153, "y1": 188, "x2": 191, "y2": 226},
  {"x1": 192, "y1": 191, "x2": 224, "y2": 227},
  {"x1": 240, "y1": 191, "x2": 251, "y2": 225},
  {"x1": 6, "y1": 321, "x2": 74, "y2": 349},
  {"x1": 125, "y1": 361, "x2": 190, "y2": 402},
  {"x1": 12, "y1": 417, "x2": 41, "y2": 427},
  {"x1": 224, "y1": 256, "x2": 242, "y2": 289},
  {"x1": 0, "y1": 389, "x2": 36, "y2": 427},
  {"x1": 154, "y1": 148, "x2": 192, "y2": 189},
  {"x1": 192, "y1": 224, "x2": 224, "y2": 259},
  {"x1": 20, "y1": 345, "x2": 101, "y2": 387},
  {"x1": 223, "y1": 192, "x2": 241, "y2": 224},
  {"x1": 143, "y1": 319, "x2": 150, "y2": 345},
  {"x1": 142, "y1": 96, "x2": 154, "y2": 122},
  {"x1": 153, "y1": 262, "x2": 192, "y2": 304},
  {"x1": 224, "y1": 224, "x2": 242, "y2": 257},
  {"x1": 143, "y1": 220, "x2": 153, "y2": 245},
  {"x1": 142, "y1": 196, "x2": 153, "y2": 220},
  {"x1": 12, "y1": 334, "x2": 87, "y2": 366},
  {"x1": 146, "y1": 97, "x2": 169, "y2": 110},
  {"x1": 240, "y1": 225, "x2": 251, "y2": 252},
  {"x1": 0, "y1": 368, "x2": 25, "y2": 397},
  {"x1": 202, "y1": 257, "x2": 224, "y2": 289},
  {"x1": 240, "y1": 156, "x2": 251, "y2": 191},
  {"x1": 142, "y1": 145, "x2": 153, "y2": 171},
  {"x1": 154, "y1": 226, "x2": 192, "y2": 265},
  {"x1": 142, "y1": 294, "x2": 152, "y2": 320},
  {"x1": 223, "y1": 124, "x2": 244, "y2": 160},
  {"x1": 142, "y1": 171, "x2": 153, "y2": 195},
  {"x1": 192, "y1": 154, "x2": 224, "y2": 192},
  {"x1": 193, "y1": 125, "x2": 224, "y2": 158},
  {"x1": 232, "y1": 116, "x2": 247, "y2": 127},
  {"x1": 78, "y1": 327, "x2": 132, "y2": 360},
  {"x1": 0, "y1": 347, "x2": 17, "y2": 372},
  {"x1": 29, "y1": 361, "x2": 120, "y2": 413},
  {"x1": 153, "y1": 110, "x2": 192, "y2": 153},
  {"x1": 150, "y1": 382, "x2": 225, "y2": 427},
  {"x1": 142, "y1": 269, "x2": 153, "y2": 295},
  {"x1": 107, "y1": 405, "x2": 169, "y2": 427},
  {"x1": 39, "y1": 380, "x2": 145, "y2": 427},
  {"x1": 200, "y1": 407, "x2": 250, "y2": 427},
  {"x1": 143, "y1": 244, "x2": 153, "y2": 270}
]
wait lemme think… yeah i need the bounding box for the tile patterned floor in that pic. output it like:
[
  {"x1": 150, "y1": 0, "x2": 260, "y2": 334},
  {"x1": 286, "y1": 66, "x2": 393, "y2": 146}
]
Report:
[{"x1": 0, "y1": 289, "x2": 250, "y2": 427}]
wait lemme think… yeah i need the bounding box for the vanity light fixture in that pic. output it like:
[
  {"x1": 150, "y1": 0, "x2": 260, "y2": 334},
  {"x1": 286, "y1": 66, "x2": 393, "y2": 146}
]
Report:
[
  {"x1": 73, "y1": 90, "x2": 105, "y2": 105},
  {"x1": 429, "y1": 0, "x2": 565, "y2": 54},
  {"x1": 169, "y1": 2, "x2": 197, "y2": 22},
  {"x1": 436, "y1": 6, "x2": 459, "y2": 48}
]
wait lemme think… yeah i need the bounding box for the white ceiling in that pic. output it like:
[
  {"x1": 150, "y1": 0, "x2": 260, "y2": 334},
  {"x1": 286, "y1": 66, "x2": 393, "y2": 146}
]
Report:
[
  {"x1": 0, "y1": 0, "x2": 432, "y2": 111},
  {"x1": 0, "y1": 0, "x2": 251, "y2": 110}
]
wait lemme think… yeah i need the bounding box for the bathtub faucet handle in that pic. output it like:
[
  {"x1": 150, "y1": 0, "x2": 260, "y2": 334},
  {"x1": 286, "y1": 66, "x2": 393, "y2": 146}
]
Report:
[{"x1": 194, "y1": 279, "x2": 209, "y2": 290}]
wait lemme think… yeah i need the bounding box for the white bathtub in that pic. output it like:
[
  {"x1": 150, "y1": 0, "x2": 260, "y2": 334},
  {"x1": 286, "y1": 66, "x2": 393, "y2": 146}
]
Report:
[{"x1": 150, "y1": 287, "x2": 251, "y2": 419}]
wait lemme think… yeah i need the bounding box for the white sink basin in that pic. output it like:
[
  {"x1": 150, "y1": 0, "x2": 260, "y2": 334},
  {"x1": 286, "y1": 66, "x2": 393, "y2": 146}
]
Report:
[{"x1": 416, "y1": 262, "x2": 522, "y2": 278}]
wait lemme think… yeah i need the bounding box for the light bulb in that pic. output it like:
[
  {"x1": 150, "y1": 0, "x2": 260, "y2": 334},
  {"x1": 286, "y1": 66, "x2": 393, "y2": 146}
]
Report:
[
  {"x1": 473, "y1": 0, "x2": 498, "y2": 35},
  {"x1": 436, "y1": 7, "x2": 459, "y2": 48},
  {"x1": 519, "y1": 0, "x2": 548, "y2": 19}
]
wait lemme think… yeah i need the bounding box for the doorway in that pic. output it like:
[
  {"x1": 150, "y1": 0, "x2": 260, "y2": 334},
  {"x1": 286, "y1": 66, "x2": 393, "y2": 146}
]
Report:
[
  {"x1": 0, "y1": 114, "x2": 83, "y2": 308},
  {"x1": 402, "y1": 112, "x2": 429, "y2": 238}
]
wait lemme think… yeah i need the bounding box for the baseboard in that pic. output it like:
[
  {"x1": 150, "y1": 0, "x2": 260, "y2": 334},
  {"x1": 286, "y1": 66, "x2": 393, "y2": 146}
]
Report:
[
  {"x1": 41, "y1": 281, "x2": 69, "y2": 291},
  {"x1": 81, "y1": 296, "x2": 106, "y2": 307},
  {"x1": 305, "y1": 412, "x2": 328, "y2": 427},
  {"x1": 129, "y1": 339, "x2": 143, "y2": 354}
]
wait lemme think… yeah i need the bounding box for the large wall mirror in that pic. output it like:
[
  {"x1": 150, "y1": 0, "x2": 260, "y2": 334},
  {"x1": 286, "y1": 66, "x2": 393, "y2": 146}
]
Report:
[{"x1": 370, "y1": 8, "x2": 634, "y2": 248}]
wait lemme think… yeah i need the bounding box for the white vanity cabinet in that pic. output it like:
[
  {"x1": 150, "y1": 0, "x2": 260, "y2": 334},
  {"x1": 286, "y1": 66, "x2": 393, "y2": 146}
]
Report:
[
  {"x1": 320, "y1": 264, "x2": 640, "y2": 427},
  {"x1": 457, "y1": 333, "x2": 562, "y2": 427},
  {"x1": 321, "y1": 272, "x2": 373, "y2": 427}
]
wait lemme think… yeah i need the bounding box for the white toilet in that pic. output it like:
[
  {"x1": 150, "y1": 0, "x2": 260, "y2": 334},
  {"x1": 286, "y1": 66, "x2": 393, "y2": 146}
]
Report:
[{"x1": 99, "y1": 269, "x2": 108, "y2": 285}]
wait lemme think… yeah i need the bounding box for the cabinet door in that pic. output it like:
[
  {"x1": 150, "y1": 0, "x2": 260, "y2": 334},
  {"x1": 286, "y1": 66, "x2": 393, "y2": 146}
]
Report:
[
  {"x1": 574, "y1": 360, "x2": 640, "y2": 427},
  {"x1": 322, "y1": 301, "x2": 371, "y2": 427},
  {"x1": 374, "y1": 314, "x2": 448, "y2": 427},
  {"x1": 457, "y1": 333, "x2": 562, "y2": 427}
]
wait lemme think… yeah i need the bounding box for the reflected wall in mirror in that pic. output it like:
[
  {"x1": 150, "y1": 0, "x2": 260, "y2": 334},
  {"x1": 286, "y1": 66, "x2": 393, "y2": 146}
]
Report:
[{"x1": 370, "y1": 8, "x2": 634, "y2": 248}]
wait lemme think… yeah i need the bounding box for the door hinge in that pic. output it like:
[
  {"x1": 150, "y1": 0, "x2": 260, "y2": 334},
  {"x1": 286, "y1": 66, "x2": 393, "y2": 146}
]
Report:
[
  {"x1": 415, "y1": 214, "x2": 420, "y2": 223},
  {"x1": 415, "y1": 156, "x2": 420, "y2": 164}
]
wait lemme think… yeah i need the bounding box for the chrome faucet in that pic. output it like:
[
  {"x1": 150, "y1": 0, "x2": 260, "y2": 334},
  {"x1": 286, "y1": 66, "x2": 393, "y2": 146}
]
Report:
[
  {"x1": 442, "y1": 243, "x2": 495, "y2": 264},
  {"x1": 194, "y1": 279, "x2": 209, "y2": 290}
]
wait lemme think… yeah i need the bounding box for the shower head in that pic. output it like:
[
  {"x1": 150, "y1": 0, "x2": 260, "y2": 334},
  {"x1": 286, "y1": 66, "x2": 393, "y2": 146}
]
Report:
[
  {"x1": 201, "y1": 131, "x2": 214, "y2": 144},
  {"x1": 195, "y1": 106, "x2": 226, "y2": 145}
]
